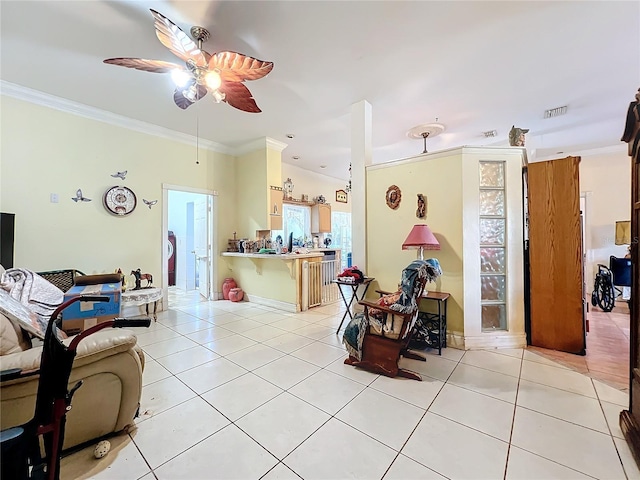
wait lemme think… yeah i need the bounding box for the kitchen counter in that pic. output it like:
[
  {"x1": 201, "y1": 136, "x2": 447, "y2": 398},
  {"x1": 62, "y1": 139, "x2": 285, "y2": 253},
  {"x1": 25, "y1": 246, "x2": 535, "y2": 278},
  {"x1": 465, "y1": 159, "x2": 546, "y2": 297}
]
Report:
[
  {"x1": 220, "y1": 251, "x2": 323, "y2": 312},
  {"x1": 221, "y1": 252, "x2": 322, "y2": 259}
]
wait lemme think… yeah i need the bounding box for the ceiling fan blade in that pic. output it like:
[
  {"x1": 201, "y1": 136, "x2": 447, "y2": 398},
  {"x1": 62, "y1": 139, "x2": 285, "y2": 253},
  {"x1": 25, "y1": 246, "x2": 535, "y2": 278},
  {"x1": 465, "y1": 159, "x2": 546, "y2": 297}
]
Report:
[
  {"x1": 150, "y1": 9, "x2": 208, "y2": 68},
  {"x1": 103, "y1": 58, "x2": 183, "y2": 74},
  {"x1": 209, "y1": 51, "x2": 274, "y2": 83},
  {"x1": 173, "y1": 84, "x2": 208, "y2": 110},
  {"x1": 219, "y1": 81, "x2": 261, "y2": 113}
]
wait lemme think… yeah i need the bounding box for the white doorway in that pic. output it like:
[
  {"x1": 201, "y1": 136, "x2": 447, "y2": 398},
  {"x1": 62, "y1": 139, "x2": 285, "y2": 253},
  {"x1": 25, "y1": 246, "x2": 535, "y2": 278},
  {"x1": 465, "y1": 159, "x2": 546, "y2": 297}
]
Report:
[{"x1": 163, "y1": 184, "x2": 216, "y2": 307}]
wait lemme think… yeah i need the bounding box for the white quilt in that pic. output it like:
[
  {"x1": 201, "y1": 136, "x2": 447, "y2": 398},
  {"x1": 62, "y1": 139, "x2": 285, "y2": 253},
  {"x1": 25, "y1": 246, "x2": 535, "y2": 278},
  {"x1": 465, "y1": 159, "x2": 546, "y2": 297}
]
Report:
[{"x1": 0, "y1": 268, "x2": 63, "y2": 332}]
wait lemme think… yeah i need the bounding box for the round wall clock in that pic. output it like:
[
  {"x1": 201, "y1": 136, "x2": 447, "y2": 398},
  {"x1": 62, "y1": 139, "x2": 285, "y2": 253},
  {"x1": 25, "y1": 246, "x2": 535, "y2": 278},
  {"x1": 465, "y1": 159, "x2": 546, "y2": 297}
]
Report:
[{"x1": 104, "y1": 186, "x2": 137, "y2": 216}]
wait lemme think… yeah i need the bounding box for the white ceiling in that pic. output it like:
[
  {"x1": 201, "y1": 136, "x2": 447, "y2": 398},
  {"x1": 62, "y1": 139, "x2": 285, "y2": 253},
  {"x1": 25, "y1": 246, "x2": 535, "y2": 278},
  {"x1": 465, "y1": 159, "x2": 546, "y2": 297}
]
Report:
[{"x1": 1, "y1": 1, "x2": 639, "y2": 180}]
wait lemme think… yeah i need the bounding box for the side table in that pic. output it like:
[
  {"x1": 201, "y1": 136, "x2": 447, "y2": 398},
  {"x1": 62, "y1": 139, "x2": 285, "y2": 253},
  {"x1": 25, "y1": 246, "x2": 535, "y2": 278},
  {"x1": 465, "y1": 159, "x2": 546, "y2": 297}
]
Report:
[
  {"x1": 121, "y1": 287, "x2": 163, "y2": 321},
  {"x1": 410, "y1": 291, "x2": 450, "y2": 355},
  {"x1": 333, "y1": 277, "x2": 375, "y2": 333}
]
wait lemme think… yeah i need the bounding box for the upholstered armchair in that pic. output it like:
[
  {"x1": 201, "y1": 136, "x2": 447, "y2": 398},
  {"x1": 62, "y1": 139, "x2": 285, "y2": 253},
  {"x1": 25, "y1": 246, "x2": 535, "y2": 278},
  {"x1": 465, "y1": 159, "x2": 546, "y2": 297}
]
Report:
[{"x1": 342, "y1": 259, "x2": 442, "y2": 381}]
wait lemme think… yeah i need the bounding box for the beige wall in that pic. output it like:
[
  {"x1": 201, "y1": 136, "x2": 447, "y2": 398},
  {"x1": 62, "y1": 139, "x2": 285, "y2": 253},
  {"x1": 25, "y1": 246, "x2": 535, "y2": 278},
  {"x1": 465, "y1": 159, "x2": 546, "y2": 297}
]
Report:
[
  {"x1": 366, "y1": 152, "x2": 465, "y2": 332},
  {"x1": 578, "y1": 149, "x2": 631, "y2": 289},
  {"x1": 281, "y1": 163, "x2": 352, "y2": 214},
  {"x1": 235, "y1": 148, "x2": 269, "y2": 237},
  {"x1": 0, "y1": 96, "x2": 236, "y2": 292}
]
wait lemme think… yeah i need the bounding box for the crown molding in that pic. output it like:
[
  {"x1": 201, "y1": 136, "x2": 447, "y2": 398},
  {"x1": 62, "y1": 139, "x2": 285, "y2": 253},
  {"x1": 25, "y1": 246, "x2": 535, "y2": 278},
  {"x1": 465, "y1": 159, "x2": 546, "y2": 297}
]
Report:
[
  {"x1": 234, "y1": 137, "x2": 289, "y2": 156},
  {"x1": 535, "y1": 143, "x2": 626, "y2": 160},
  {"x1": 0, "y1": 80, "x2": 234, "y2": 155}
]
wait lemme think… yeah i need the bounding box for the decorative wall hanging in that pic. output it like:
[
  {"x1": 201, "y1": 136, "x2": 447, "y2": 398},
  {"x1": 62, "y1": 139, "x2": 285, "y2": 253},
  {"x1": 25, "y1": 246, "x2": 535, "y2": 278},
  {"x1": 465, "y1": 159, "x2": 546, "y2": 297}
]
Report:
[
  {"x1": 416, "y1": 194, "x2": 427, "y2": 219},
  {"x1": 336, "y1": 190, "x2": 348, "y2": 203},
  {"x1": 104, "y1": 186, "x2": 137, "y2": 216},
  {"x1": 385, "y1": 185, "x2": 401, "y2": 210},
  {"x1": 508, "y1": 126, "x2": 529, "y2": 146},
  {"x1": 72, "y1": 189, "x2": 91, "y2": 202},
  {"x1": 143, "y1": 199, "x2": 158, "y2": 209},
  {"x1": 111, "y1": 171, "x2": 127, "y2": 180}
]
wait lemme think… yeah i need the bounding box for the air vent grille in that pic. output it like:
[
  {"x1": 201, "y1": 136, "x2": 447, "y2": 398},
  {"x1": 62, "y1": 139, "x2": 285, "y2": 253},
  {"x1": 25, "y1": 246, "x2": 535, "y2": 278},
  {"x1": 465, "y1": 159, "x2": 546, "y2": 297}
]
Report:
[
  {"x1": 483, "y1": 130, "x2": 498, "y2": 138},
  {"x1": 544, "y1": 105, "x2": 568, "y2": 119}
]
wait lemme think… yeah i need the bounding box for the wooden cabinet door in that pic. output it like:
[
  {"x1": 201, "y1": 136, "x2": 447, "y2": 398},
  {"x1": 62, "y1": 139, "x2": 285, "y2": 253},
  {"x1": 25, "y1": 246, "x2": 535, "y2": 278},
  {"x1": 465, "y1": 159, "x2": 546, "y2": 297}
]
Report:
[
  {"x1": 269, "y1": 187, "x2": 283, "y2": 230},
  {"x1": 318, "y1": 204, "x2": 331, "y2": 232},
  {"x1": 527, "y1": 156, "x2": 585, "y2": 354},
  {"x1": 311, "y1": 204, "x2": 331, "y2": 233}
]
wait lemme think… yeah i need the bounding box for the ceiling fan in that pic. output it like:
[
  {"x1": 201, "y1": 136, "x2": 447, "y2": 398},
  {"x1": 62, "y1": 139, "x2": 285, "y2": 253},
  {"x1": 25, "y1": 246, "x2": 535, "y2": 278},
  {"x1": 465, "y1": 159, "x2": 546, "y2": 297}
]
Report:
[{"x1": 104, "y1": 9, "x2": 273, "y2": 113}]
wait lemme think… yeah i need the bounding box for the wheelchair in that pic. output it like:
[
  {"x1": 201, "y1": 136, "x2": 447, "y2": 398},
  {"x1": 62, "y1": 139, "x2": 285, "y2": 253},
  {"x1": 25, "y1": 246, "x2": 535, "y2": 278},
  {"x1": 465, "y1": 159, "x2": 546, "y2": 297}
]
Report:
[
  {"x1": 591, "y1": 256, "x2": 632, "y2": 312},
  {"x1": 0, "y1": 296, "x2": 150, "y2": 480}
]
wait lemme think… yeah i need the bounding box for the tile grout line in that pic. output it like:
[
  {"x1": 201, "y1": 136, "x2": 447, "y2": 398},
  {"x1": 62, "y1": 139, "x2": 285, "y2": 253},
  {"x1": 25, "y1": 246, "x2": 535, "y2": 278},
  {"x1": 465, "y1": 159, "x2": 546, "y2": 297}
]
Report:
[
  {"x1": 591, "y1": 376, "x2": 631, "y2": 480},
  {"x1": 502, "y1": 348, "x2": 523, "y2": 480},
  {"x1": 379, "y1": 348, "x2": 467, "y2": 480}
]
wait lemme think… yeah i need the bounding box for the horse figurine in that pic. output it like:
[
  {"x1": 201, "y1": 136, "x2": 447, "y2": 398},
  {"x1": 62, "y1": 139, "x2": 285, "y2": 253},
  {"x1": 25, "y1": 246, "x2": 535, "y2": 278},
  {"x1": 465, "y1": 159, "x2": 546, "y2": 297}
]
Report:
[{"x1": 131, "y1": 269, "x2": 153, "y2": 290}]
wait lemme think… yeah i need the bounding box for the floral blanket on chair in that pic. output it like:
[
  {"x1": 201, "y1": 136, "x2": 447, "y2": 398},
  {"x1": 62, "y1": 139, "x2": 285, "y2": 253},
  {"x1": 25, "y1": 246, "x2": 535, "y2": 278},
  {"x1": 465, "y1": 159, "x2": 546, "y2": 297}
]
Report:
[{"x1": 342, "y1": 258, "x2": 442, "y2": 361}]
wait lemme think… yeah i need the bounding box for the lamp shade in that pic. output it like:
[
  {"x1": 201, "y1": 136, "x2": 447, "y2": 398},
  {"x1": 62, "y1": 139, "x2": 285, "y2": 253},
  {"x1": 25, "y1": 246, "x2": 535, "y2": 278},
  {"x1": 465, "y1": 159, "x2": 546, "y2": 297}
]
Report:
[
  {"x1": 615, "y1": 220, "x2": 631, "y2": 245},
  {"x1": 402, "y1": 224, "x2": 440, "y2": 250}
]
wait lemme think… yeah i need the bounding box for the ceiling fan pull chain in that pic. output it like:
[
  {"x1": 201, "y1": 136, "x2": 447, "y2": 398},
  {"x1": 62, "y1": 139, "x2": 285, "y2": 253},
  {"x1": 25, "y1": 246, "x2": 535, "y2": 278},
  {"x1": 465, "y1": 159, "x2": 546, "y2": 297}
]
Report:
[{"x1": 196, "y1": 116, "x2": 200, "y2": 165}]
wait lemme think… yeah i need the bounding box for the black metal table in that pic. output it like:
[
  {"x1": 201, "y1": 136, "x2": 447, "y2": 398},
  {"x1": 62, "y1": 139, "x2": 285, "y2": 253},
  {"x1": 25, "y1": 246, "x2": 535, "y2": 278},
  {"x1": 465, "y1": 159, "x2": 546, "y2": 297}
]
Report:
[
  {"x1": 410, "y1": 291, "x2": 450, "y2": 355},
  {"x1": 334, "y1": 277, "x2": 374, "y2": 333}
]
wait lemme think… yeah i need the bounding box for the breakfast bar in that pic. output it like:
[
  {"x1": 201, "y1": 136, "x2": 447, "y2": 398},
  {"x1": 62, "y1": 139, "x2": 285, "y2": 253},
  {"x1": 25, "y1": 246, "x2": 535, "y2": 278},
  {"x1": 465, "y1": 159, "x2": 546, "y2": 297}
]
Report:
[{"x1": 220, "y1": 252, "x2": 324, "y2": 312}]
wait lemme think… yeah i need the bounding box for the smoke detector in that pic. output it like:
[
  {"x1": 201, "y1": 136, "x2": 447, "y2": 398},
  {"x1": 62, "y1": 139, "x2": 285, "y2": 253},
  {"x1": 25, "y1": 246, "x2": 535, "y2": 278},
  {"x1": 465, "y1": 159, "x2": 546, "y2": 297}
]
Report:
[{"x1": 544, "y1": 105, "x2": 568, "y2": 119}]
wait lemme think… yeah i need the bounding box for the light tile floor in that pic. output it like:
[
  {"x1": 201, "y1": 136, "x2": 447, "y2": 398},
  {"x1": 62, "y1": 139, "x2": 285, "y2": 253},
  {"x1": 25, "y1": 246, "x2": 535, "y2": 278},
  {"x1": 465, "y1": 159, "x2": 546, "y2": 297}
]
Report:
[{"x1": 61, "y1": 296, "x2": 639, "y2": 479}]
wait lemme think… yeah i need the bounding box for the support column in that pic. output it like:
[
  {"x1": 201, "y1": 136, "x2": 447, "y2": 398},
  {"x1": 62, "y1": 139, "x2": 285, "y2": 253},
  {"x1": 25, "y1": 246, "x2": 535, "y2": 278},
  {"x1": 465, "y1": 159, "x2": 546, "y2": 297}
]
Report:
[{"x1": 351, "y1": 100, "x2": 372, "y2": 271}]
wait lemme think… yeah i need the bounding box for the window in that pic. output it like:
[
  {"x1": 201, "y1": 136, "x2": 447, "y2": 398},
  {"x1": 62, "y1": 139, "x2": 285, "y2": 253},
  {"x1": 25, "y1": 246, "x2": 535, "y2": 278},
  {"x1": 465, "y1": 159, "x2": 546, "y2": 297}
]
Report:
[
  {"x1": 281, "y1": 204, "x2": 311, "y2": 246},
  {"x1": 331, "y1": 212, "x2": 352, "y2": 269},
  {"x1": 479, "y1": 161, "x2": 507, "y2": 331}
]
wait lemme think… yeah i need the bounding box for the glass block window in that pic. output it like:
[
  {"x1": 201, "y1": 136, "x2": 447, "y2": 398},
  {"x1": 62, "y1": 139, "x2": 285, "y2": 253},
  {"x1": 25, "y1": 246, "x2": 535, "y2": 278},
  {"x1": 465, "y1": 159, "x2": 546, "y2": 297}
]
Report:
[{"x1": 479, "y1": 161, "x2": 507, "y2": 331}]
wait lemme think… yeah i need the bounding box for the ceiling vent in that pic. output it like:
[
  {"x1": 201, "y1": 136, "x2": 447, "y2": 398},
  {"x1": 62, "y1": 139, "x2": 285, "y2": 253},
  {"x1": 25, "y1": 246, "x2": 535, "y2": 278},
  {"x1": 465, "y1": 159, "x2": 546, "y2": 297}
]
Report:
[
  {"x1": 482, "y1": 130, "x2": 498, "y2": 138},
  {"x1": 544, "y1": 105, "x2": 568, "y2": 119}
]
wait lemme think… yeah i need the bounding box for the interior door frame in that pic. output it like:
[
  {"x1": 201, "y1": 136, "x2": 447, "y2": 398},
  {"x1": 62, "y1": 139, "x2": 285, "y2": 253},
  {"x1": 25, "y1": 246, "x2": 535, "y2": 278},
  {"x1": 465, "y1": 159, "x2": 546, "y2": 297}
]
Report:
[{"x1": 162, "y1": 184, "x2": 218, "y2": 305}]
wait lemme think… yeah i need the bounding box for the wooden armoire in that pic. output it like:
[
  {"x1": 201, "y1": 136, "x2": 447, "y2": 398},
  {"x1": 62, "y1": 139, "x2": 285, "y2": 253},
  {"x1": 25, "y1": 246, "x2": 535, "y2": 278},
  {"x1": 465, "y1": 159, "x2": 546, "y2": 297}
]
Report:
[
  {"x1": 526, "y1": 156, "x2": 586, "y2": 354},
  {"x1": 620, "y1": 89, "x2": 640, "y2": 464}
]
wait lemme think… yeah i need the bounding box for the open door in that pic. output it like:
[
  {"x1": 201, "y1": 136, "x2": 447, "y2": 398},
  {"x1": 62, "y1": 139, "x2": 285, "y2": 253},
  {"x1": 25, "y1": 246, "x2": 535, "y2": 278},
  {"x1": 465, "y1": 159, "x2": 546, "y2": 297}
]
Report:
[
  {"x1": 194, "y1": 195, "x2": 212, "y2": 300},
  {"x1": 164, "y1": 185, "x2": 217, "y2": 306},
  {"x1": 527, "y1": 156, "x2": 586, "y2": 354}
]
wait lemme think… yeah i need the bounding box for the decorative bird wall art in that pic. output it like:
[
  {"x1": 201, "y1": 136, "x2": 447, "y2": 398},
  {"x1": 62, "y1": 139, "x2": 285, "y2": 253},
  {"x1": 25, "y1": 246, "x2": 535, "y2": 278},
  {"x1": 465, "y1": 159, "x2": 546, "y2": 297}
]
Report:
[
  {"x1": 143, "y1": 199, "x2": 158, "y2": 209},
  {"x1": 72, "y1": 189, "x2": 91, "y2": 202},
  {"x1": 111, "y1": 171, "x2": 127, "y2": 180}
]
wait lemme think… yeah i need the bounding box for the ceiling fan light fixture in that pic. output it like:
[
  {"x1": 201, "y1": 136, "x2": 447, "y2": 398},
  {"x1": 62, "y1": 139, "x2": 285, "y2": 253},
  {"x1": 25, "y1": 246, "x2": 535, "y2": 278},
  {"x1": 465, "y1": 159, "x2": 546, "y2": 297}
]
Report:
[
  {"x1": 182, "y1": 85, "x2": 198, "y2": 102},
  {"x1": 204, "y1": 71, "x2": 222, "y2": 90},
  {"x1": 171, "y1": 69, "x2": 191, "y2": 87},
  {"x1": 211, "y1": 89, "x2": 225, "y2": 103},
  {"x1": 103, "y1": 9, "x2": 274, "y2": 113}
]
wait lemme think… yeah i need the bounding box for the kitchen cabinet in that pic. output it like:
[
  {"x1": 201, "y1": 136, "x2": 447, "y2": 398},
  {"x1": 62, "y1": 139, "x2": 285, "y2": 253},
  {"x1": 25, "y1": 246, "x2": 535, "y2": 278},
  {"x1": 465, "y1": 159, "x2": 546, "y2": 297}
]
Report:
[
  {"x1": 269, "y1": 186, "x2": 283, "y2": 230},
  {"x1": 311, "y1": 203, "x2": 331, "y2": 233}
]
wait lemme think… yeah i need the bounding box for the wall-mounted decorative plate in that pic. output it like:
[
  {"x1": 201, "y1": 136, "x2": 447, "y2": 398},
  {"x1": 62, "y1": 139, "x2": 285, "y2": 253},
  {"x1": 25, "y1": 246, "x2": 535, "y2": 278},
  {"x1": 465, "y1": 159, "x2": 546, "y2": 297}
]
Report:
[
  {"x1": 104, "y1": 186, "x2": 137, "y2": 216},
  {"x1": 386, "y1": 185, "x2": 401, "y2": 209}
]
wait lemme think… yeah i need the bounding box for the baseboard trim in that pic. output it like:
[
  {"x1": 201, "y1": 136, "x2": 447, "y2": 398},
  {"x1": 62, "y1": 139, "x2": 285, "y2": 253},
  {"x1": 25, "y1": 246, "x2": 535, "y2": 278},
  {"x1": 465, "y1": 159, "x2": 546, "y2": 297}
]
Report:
[
  {"x1": 463, "y1": 332, "x2": 527, "y2": 350},
  {"x1": 244, "y1": 294, "x2": 298, "y2": 313},
  {"x1": 447, "y1": 331, "x2": 466, "y2": 350}
]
